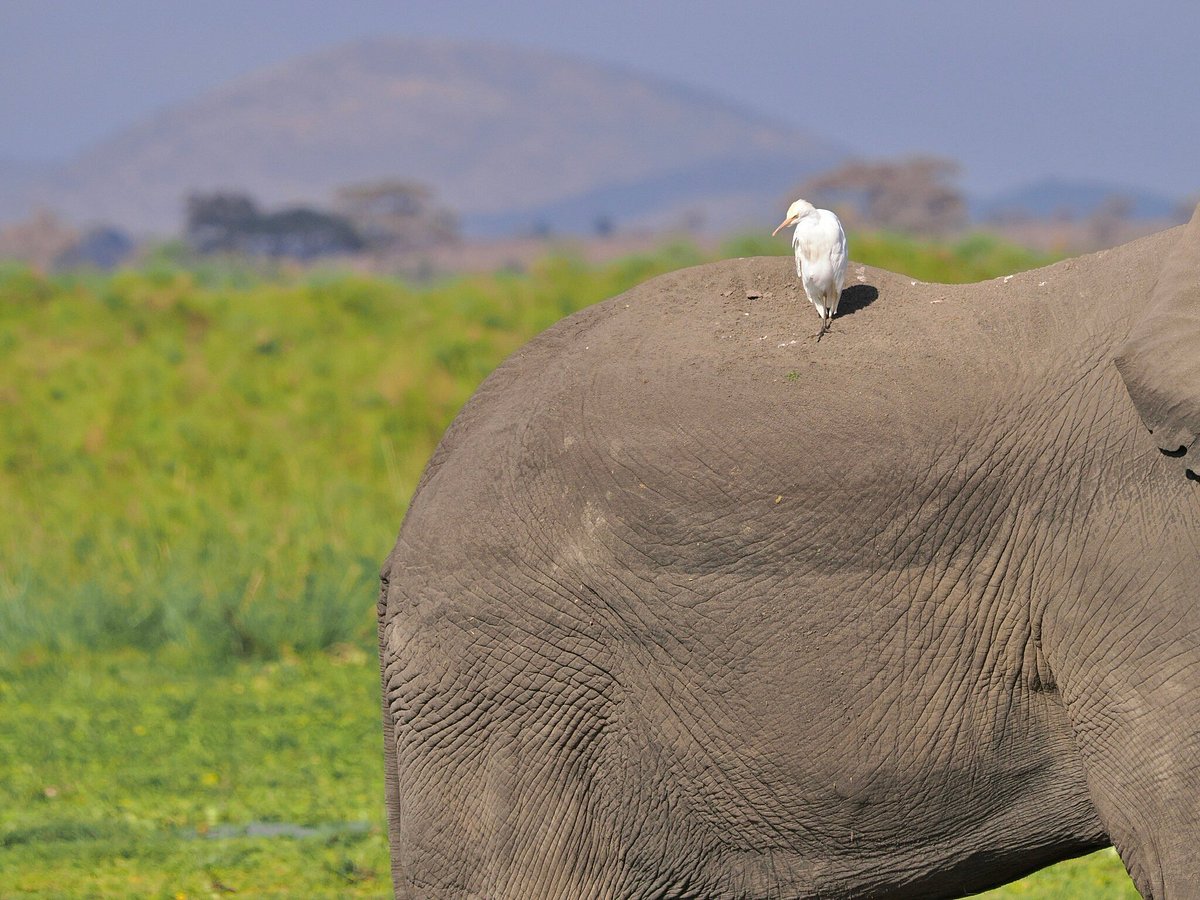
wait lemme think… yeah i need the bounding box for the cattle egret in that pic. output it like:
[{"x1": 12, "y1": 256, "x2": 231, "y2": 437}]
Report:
[{"x1": 773, "y1": 199, "x2": 848, "y2": 339}]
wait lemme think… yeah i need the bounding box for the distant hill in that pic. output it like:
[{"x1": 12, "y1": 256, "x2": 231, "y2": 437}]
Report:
[
  {"x1": 974, "y1": 177, "x2": 1184, "y2": 221},
  {"x1": 0, "y1": 158, "x2": 55, "y2": 211},
  {"x1": 5, "y1": 38, "x2": 845, "y2": 236}
]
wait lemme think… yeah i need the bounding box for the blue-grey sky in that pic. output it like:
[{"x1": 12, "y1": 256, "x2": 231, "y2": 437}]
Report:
[{"x1": 3, "y1": 0, "x2": 1198, "y2": 196}]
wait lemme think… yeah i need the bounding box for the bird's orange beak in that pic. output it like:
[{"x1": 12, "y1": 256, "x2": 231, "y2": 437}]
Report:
[{"x1": 771, "y1": 216, "x2": 795, "y2": 237}]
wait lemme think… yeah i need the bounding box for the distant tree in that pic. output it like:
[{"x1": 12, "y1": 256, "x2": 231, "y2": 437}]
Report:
[
  {"x1": 185, "y1": 190, "x2": 364, "y2": 260},
  {"x1": 1086, "y1": 195, "x2": 1134, "y2": 249},
  {"x1": 333, "y1": 181, "x2": 458, "y2": 253},
  {"x1": 185, "y1": 191, "x2": 262, "y2": 254},
  {"x1": 680, "y1": 208, "x2": 707, "y2": 234},
  {"x1": 247, "y1": 207, "x2": 364, "y2": 260},
  {"x1": 797, "y1": 156, "x2": 968, "y2": 236},
  {"x1": 593, "y1": 215, "x2": 614, "y2": 238},
  {"x1": 186, "y1": 192, "x2": 260, "y2": 230},
  {"x1": 53, "y1": 226, "x2": 134, "y2": 271}
]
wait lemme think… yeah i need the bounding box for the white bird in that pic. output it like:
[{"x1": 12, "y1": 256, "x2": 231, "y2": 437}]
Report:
[{"x1": 772, "y1": 199, "x2": 848, "y2": 340}]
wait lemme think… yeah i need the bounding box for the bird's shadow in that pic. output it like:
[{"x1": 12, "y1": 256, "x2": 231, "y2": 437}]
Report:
[{"x1": 836, "y1": 284, "x2": 878, "y2": 317}]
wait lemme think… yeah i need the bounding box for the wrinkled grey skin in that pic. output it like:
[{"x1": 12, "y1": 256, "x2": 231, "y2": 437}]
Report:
[{"x1": 380, "y1": 207, "x2": 1200, "y2": 899}]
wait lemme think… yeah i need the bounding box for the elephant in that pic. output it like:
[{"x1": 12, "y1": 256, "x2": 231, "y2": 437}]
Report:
[{"x1": 378, "y1": 204, "x2": 1200, "y2": 899}]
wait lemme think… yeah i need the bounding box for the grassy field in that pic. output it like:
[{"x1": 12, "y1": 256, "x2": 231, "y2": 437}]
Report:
[
  {"x1": 1, "y1": 232, "x2": 1141, "y2": 896},
  {"x1": 1, "y1": 651, "x2": 390, "y2": 898},
  {"x1": 0, "y1": 651, "x2": 1137, "y2": 899},
  {"x1": 0, "y1": 652, "x2": 1136, "y2": 899}
]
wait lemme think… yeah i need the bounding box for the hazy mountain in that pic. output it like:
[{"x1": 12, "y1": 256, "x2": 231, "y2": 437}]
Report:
[
  {"x1": 0, "y1": 158, "x2": 56, "y2": 212},
  {"x1": 974, "y1": 177, "x2": 1183, "y2": 221},
  {"x1": 7, "y1": 38, "x2": 845, "y2": 236}
]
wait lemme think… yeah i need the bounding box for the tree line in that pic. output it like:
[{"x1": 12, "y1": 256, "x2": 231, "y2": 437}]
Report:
[{"x1": 185, "y1": 182, "x2": 459, "y2": 260}]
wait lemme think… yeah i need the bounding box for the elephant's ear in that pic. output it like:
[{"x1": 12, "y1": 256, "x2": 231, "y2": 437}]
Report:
[{"x1": 1114, "y1": 202, "x2": 1200, "y2": 468}]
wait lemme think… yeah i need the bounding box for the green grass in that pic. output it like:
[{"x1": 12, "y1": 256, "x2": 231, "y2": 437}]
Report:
[
  {"x1": 0, "y1": 651, "x2": 1135, "y2": 898},
  {"x1": 0, "y1": 650, "x2": 389, "y2": 898},
  {"x1": 975, "y1": 849, "x2": 1139, "y2": 898}
]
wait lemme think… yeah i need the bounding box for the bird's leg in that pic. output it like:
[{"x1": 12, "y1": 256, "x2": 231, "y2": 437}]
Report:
[{"x1": 814, "y1": 309, "x2": 832, "y2": 341}]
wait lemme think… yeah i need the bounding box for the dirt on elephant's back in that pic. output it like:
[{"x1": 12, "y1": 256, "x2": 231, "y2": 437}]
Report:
[{"x1": 623, "y1": 232, "x2": 1164, "y2": 382}]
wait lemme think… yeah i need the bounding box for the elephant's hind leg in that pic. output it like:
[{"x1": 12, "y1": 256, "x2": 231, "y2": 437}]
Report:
[
  {"x1": 1050, "y1": 592, "x2": 1200, "y2": 898},
  {"x1": 380, "y1": 576, "x2": 638, "y2": 898}
]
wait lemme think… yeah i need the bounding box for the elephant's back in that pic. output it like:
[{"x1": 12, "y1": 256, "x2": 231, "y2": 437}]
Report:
[
  {"x1": 496, "y1": 228, "x2": 1179, "y2": 472},
  {"x1": 392, "y1": 230, "x2": 1176, "y2": 572},
  {"x1": 546, "y1": 229, "x2": 1175, "y2": 415}
]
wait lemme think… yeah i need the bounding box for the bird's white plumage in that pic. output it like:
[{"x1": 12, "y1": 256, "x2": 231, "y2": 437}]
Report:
[{"x1": 773, "y1": 199, "x2": 848, "y2": 335}]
